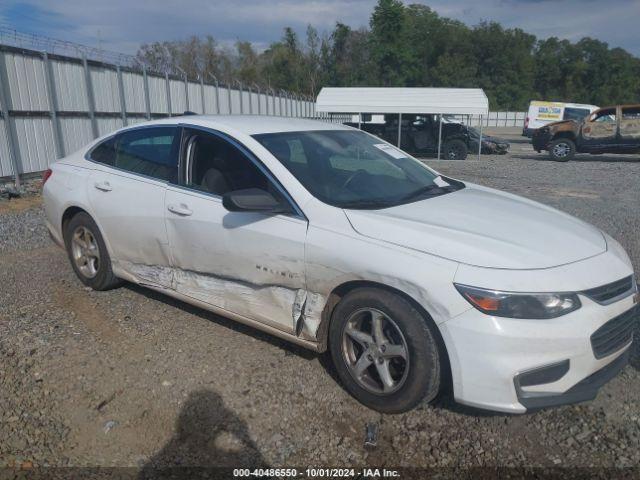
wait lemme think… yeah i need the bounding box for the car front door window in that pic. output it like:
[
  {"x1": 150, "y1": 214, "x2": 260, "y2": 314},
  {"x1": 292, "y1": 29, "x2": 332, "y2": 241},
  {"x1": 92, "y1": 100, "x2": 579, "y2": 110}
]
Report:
[{"x1": 582, "y1": 109, "x2": 617, "y2": 141}]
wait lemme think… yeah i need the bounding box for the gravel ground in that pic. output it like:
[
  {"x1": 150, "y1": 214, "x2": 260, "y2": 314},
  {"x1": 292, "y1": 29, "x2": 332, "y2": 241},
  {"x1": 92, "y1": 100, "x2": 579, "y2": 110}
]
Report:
[{"x1": 1, "y1": 138, "x2": 639, "y2": 474}]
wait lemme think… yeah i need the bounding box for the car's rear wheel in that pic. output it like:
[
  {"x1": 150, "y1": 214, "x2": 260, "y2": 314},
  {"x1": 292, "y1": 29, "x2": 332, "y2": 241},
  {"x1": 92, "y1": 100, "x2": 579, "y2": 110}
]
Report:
[
  {"x1": 442, "y1": 139, "x2": 468, "y2": 160},
  {"x1": 64, "y1": 212, "x2": 122, "y2": 290},
  {"x1": 329, "y1": 287, "x2": 442, "y2": 413},
  {"x1": 549, "y1": 138, "x2": 575, "y2": 161}
]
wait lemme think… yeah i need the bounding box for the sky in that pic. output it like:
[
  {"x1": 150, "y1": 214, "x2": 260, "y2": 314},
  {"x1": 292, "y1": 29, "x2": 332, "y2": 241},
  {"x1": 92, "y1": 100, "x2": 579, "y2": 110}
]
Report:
[{"x1": 0, "y1": 0, "x2": 639, "y2": 57}]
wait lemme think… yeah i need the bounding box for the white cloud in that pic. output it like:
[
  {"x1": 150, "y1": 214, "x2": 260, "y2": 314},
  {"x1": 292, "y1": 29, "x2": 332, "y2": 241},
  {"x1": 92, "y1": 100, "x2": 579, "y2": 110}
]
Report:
[{"x1": 1, "y1": 0, "x2": 638, "y2": 55}]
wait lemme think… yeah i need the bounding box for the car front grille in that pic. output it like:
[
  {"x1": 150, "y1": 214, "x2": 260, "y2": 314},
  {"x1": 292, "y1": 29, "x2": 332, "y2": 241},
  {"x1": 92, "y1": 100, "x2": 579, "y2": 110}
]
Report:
[
  {"x1": 590, "y1": 307, "x2": 637, "y2": 359},
  {"x1": 583, "y1": 276, "x2": 635, "y2": 305}
]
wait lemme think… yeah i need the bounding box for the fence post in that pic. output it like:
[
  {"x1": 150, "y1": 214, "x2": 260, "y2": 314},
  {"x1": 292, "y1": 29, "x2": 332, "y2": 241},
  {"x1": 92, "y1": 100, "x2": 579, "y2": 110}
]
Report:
[
  {"x1": 180, "y1": 69, "x2": 189, "y2": 112},
  {"x1": 142, "y1": 67, "x2": 151, "y2": 120},
  {"x1": 42, "y1": 52, "x2": 64, "y2": 159},
  {"x1": 253, "y1": 83, "x2": 261, "y2": 115},
  {"x1": 82, "y1": 56, "x2": 99, "y2": 138},
  {"x1": 165, "y1": 72, "x2": 172, "y2": 116},
  {"x1": 0, "y1": 51, "x2": 21, "y2": 187},
  {"x1": 116, "y1": 65, "x2": 127, "y2": 127},
  {"x1": 236, "y1": 80, "x2": 244, "y2": 114},
  {"x1": 200, "y1": 75, "x2": 205, "y2": 114},
  {"x1": 210, "y1": 75, "x2": 220, "y2": 114}
]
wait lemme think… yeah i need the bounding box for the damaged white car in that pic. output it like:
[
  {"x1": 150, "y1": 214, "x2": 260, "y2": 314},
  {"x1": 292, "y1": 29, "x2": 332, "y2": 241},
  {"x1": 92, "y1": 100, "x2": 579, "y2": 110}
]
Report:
[{"x1": 43, "y1": 116, "x2": 638, "y2": 413}]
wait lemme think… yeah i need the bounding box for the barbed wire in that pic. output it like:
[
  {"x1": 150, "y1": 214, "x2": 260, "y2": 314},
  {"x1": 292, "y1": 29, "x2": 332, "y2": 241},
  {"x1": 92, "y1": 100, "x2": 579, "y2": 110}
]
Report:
[{"x1": 0, "y1": 25, "x2": 137, "y2": 66}]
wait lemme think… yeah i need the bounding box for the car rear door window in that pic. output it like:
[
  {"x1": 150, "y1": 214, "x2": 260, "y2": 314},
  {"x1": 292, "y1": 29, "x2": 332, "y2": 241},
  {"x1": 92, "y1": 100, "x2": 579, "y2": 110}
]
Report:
[
  {"x1": 621, "y1": 107, "x2": 640, "y2": 119},
  {"x1": 113, "y1": 126, "x2": 180, "y2": 182}
]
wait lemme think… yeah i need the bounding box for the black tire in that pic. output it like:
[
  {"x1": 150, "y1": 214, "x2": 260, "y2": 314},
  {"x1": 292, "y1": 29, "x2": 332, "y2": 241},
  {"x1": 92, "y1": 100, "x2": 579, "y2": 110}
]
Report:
[
  {"x1": 631, "y1": 321, "x2": 640, "y2": 370},
  {"x1": 548, "y1": 138, "x2": 576, "y2": 162},
  {"x1": 63, "y1": 212, "x2": 122, "y2": 291},
  {"x1": 442, "y1": 139, "x2": 468, "y2": 160},
  {"x1": 329, "y1": 287, "x2": 442, "y2": 413}
]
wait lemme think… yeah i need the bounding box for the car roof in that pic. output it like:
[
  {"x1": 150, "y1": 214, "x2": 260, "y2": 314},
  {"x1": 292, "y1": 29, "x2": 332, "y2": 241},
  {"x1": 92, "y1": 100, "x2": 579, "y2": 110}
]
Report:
[
  {"x1": 563, "y1": 103, "x2": 599, "y2": 109},
  {"x1": 598, "y1": 104, "x2": 640, "y2": 110},
  {"x1": 138, "y1": 115, "x2": 352, "y2": 135}
]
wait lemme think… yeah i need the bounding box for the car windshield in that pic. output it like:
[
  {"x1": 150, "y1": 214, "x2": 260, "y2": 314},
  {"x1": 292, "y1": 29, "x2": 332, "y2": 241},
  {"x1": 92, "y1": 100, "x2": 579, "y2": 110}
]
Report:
[
  {"x1": 253, "y1": 130, "x2": 463, "y2": 209},
  {"x1": 563, "y1": 107, "x2": 590, "y2": 122}
]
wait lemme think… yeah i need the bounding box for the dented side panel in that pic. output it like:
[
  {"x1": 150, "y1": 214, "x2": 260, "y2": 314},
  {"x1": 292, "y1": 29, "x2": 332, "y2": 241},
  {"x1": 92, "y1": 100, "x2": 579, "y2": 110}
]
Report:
[
  {"x1": 304, "y1": 222, "x2": 467, "y2": 330},
  {"x1": 163, "y1": 186, "x2": 312, "y2": 335}
]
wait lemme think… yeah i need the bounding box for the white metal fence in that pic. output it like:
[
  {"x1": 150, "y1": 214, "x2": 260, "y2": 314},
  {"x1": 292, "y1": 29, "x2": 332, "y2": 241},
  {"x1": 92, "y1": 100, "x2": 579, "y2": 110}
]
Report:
[
  {"x1": 449, "y1": 112, "x2": 526, "y2": 127},
  {"x1": 0, "y1": 44, "x2": 332, "y2": 181}
]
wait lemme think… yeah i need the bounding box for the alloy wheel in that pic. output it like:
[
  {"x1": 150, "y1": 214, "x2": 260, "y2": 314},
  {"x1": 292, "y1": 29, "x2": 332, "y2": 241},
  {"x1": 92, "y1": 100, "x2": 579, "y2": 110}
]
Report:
[
  {"x1": 71, "y1": 226, "x2": 100, "y2": 278},
  {"x1": 552, "y1": 142, "x2": 570, "y2": 158},
  {"x1": 341, "y1": 308, "x2": 410, "y2": 395}
]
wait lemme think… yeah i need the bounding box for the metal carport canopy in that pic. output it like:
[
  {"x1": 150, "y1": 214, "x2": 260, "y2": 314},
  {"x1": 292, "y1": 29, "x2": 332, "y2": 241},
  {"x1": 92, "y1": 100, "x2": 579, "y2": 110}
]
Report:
[{"x1": 315, "y1": 87, "x2": 489, "y2": 115}]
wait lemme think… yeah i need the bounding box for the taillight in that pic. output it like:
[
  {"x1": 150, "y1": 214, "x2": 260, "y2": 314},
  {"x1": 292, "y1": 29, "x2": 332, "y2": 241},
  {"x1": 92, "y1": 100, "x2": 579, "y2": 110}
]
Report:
[{"x1": 42, "y1": 168, "x2": 52, "y2": 187}]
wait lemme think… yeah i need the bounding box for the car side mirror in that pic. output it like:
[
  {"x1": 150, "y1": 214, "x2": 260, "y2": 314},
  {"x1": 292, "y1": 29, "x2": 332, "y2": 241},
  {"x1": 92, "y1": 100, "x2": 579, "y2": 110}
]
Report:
[{"x1": 222, "y1": 188, "x2": 288, "y2": 214}]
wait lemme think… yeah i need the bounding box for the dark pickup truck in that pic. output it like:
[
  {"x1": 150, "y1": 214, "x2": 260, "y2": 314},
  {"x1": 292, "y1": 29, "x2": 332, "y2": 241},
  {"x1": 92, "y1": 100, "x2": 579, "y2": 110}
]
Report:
[
  {"x1": 345, "y1": 114, "x2": 509, "y2": 160},
  {"x1": 532, "y1": 104, "x2": 640, "y2": 161}
]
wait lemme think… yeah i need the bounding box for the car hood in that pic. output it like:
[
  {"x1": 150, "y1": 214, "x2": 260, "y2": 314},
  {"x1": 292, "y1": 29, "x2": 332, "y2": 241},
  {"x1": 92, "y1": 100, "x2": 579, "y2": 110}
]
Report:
[
  {"x1": 545, "y1": 119, "x2": 578, "y2": 131},
  {"x1": 344, "y1": 184, "x2": 606, "y2": 270},
  {"x1": 481, "y1": 135, "x2": 509, "y2": 145}
]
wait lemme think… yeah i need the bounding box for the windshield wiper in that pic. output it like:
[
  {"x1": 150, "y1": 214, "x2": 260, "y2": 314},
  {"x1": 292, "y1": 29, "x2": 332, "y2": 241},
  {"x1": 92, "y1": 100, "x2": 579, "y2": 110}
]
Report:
[
  {"x1": 399, "y1": 184, "x2": 454, "y2": 202},
  {"x1": 339, "y1": 199, "x2": 396, "y2": 210}
]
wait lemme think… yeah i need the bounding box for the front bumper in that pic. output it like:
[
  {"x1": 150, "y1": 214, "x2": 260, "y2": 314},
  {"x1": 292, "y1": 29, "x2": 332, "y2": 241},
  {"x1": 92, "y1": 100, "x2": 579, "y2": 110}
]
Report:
[
  {"x1": 531, "y1": 130, "x2": 551, "y2": 151},
  {"x1": 439, "y1": 290, "x2": 637, "y2": 413},
  {"x1": 515, "y1": 349, "x2": 629, "y2": 410}
]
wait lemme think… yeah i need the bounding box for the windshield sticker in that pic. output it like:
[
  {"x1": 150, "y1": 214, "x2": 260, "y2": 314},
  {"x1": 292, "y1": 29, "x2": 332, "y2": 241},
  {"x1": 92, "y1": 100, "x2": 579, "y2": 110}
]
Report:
[
  {"x1": 433, "y1": 176, "x2": 451, "y2": 188},
  {"x1": 373, "y1": 143, "x2": 408, "y2": 159}
]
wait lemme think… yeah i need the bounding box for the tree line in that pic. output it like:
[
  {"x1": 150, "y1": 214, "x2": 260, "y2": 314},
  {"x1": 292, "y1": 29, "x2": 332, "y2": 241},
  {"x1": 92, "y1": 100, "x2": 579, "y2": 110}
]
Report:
[{"x1": 135, "y1": 0, "x2": 640, "y2": 110}]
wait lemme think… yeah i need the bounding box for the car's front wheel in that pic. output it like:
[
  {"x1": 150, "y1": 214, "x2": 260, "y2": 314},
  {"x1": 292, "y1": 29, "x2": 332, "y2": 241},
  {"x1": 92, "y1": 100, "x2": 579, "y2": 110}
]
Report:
[
  {"x1": 549, "y1": 138, "x2": 576, "y2": 161},
  {"x1": 329, "y1": 288, "x2": 442, "y2": 413},
  {"x1": 64, "y1": 212, "x2": 122, "y2": 291}
]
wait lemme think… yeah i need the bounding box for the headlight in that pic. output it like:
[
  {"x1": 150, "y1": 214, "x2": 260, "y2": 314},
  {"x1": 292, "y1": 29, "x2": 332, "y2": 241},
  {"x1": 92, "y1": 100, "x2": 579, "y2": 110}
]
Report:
[{"x1": 454, "y1": 284, "x2": 581, "y2": 319}]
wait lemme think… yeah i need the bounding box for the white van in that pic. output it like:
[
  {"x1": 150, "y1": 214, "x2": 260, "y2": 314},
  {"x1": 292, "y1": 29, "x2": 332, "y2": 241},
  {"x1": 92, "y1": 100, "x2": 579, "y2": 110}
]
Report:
[{"x1": 523, "y1": 101, "x2": 599, "y2": 137}]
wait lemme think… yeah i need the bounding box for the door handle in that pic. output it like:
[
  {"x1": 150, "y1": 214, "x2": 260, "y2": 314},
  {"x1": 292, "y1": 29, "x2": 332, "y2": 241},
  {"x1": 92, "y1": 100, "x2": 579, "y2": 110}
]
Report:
[
  {"x1": 167, "y1": 203, "x2": 193, "y2": 216},
  {"x1": 94, "y1": 181, "x2": 112, "y2": 192}
]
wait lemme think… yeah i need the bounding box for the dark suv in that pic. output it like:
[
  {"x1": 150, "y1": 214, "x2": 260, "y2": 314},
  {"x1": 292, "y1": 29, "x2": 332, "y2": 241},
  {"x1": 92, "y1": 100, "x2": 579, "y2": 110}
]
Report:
[
  {"x1": 532, "y1": 105, "x2": 640, "y2": 161},
  {"x1": 345, "y1": 114, "x2": 509, "y2": 160}
]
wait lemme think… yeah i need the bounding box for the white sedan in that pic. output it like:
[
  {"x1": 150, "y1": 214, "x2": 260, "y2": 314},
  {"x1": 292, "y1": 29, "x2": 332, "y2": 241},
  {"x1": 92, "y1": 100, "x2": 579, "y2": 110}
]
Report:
[{"x1": 43, "y1": 116, "x2": 638, "y2": 413}]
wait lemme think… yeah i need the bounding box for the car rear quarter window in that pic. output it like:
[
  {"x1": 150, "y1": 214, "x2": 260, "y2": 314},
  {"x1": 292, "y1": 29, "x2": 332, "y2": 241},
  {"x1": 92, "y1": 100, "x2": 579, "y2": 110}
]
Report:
[
  {"x1": 89, "y1": 137, "x2": 117, "y2": 165},
  {"x1": 113, "y1": 127, "x2": 179, "y2": 182}
]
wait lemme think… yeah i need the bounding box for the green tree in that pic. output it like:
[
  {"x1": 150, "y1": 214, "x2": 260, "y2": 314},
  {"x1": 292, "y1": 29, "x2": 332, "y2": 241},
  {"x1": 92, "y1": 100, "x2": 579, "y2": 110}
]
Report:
[
  {"x1": 134, "y1": 0, "x2": 640, "y2": 108},
  {"x1": 369, "y1": 0, "x2": 410, "y2": 86}
]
